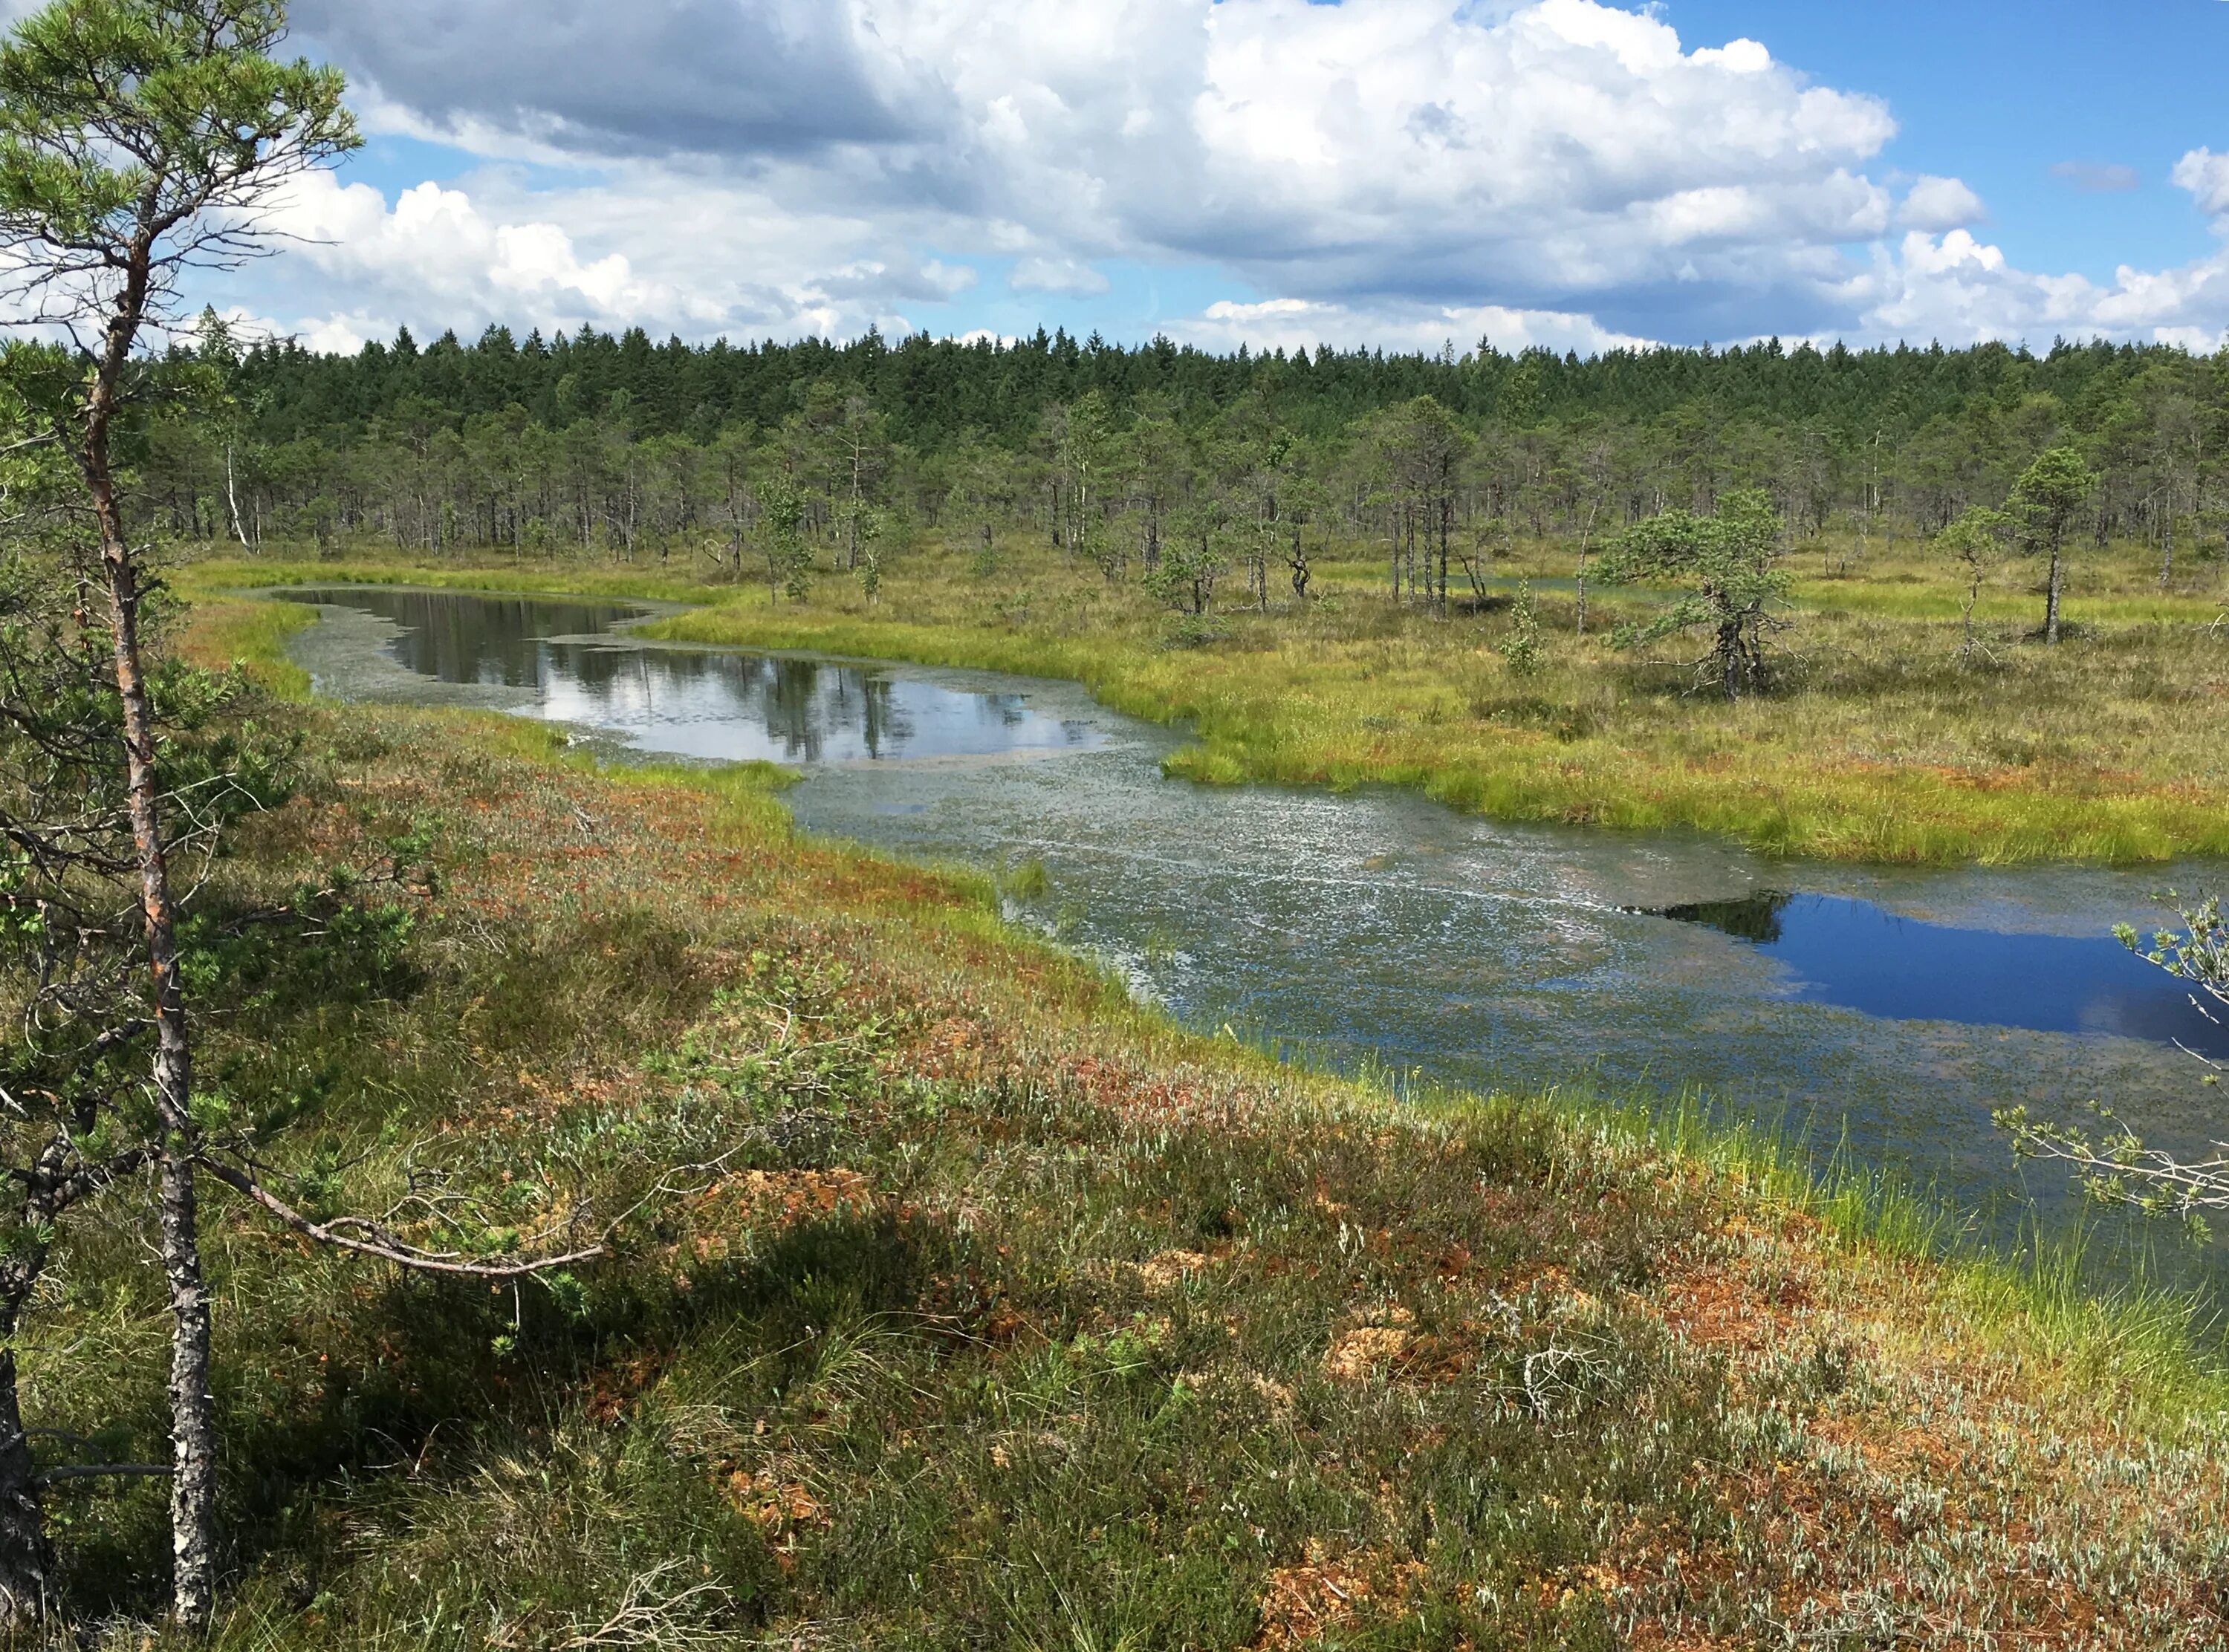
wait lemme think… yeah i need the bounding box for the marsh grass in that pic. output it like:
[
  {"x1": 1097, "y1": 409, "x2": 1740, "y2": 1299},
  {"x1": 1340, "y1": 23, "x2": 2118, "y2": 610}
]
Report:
[
  {"x1": 173, "y1": 591, "x2": 320, "y2": 695},
  {"x1": 17, "y1": 659, "x2": 2229, "y2": 1645},
  {"x1": 1334, "y1": 1050, "x2": 2225, "y2": 1408},
  {"x1": 183, "y1": 521, "x2": 2229, "y2": 863}
]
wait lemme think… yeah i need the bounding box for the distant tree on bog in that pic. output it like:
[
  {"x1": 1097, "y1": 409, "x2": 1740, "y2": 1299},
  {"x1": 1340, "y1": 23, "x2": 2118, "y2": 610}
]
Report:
[
  {"x1": 2009, "y1": 446, "x2": 2097, "y2": 643},
  {"x1": 1594, "y1": 487, "x2": 1790, "y2": 700},
  {"x1": 1938, "y1": 504, "x2": 2012, "y2": 666}
]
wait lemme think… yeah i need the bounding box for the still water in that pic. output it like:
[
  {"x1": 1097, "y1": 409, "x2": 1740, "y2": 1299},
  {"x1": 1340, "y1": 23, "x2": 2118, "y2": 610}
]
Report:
[
  {"x1": 281, "y1": 585, "x2": 2229, "y2": 1266},
  {"x1": 282, "y1": 586, "x2": 1098, "y2": 765},
  {"x1": 1652, "y1": 893, "x2": 2228, "y2": 1060}
]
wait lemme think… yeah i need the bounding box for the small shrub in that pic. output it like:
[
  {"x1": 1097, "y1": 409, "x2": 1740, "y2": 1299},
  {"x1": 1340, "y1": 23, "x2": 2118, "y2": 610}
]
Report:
[
  {"x1": 1165, "y1": 613, "x2": 1231, "y2": 649},
  {"x1": 1497, "y1": 579, "x2": 1545, "y2": 677}
]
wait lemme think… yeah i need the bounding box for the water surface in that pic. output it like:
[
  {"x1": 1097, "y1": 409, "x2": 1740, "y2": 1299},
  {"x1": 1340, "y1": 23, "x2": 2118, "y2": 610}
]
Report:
[
  {"x1": 1652, "y1": 892, "x2": 2229, "y2": 1058},
  {"x1": 282, "y1": 585, "x2": 1100, "y2": 764},
  {"x1": 280, "y1": 585, "x2": 2229, "y2": 1271}
]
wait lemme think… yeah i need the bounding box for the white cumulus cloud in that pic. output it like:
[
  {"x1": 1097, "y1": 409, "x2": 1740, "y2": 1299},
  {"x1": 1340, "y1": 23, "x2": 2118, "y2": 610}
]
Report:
[
  {"x1": 2172, "y1": 148, "x2": 2229, "y2": 219},
  {"x1": 1175, "y1": 296, "x2": 1650, "y2": 356},
  {"x1": 1898, "y1": 175, "x2": 1985, "y2": 232},
  {"x1": 244, "y1": 163, "x2": 980, "y2": 345},
  {"x1": 184, "y1": 1, "x2": 2225, "y2": 354},
  {"x1": 1836, "y1": 145, "x2": 2229, "y2": 354}
]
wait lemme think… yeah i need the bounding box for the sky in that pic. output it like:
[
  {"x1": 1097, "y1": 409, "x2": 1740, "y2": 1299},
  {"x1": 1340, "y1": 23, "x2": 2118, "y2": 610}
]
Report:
[{"x1": 184, "y1": 0, "x2": 2229, "y2": 357}]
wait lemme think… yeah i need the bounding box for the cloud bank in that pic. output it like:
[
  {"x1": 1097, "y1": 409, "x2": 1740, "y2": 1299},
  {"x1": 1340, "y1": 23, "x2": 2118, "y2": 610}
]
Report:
[{"x1": 230, "y1": 0, "x2": 2229, "y2": 356}]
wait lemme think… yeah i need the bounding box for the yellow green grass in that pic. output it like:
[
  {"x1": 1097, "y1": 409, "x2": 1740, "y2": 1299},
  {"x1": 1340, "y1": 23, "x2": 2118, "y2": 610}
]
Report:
[
  {"x1": 184, "y1": 528, "x2": 2229, "y2": 865},
  {"x1": 177, "y1": 555, "x2": 723, "y2": 607}
]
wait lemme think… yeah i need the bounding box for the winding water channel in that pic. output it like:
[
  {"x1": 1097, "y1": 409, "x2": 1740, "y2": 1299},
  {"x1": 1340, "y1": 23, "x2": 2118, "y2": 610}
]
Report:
[{"x1": 279, "y1": 585, "x2": 2229, "y2": 1279}]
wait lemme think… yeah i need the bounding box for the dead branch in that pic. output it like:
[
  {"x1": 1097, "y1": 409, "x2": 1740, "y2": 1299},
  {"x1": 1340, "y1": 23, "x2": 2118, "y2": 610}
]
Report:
[
  {"x1": 35, "y1": 1463, "x2": 172, "y2": 1486},
  {"x1": 561, "y1": 1561, "x2": 732, "y2": 1651},
  {"x1": 195, "y1": 1155, "x2": 605, "y2": 1279}
]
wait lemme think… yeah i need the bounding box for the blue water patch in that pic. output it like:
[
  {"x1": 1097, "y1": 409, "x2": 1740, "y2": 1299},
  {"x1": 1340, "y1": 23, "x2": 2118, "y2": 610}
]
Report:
[{"x1": 1652, "y1": 892, "x2": 2228, "y2": 1058}]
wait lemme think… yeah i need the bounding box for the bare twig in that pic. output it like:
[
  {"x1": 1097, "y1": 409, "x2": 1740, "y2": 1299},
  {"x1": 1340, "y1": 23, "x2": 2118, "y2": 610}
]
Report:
[
  {"x1": 35, "y1": 1463, "x2": 172, "y2": 1486},
  {"x1": 195, "y1": 1155, "x2": 605, "y2": 1279},
  {"x1": 561, "y1": 1562, "x2": 732, "y2": 1651}
]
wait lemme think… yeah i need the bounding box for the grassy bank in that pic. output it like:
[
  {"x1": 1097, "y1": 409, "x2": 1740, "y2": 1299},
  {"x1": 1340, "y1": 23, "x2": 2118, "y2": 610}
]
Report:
[
  {"x1": 184, "y1": 530, "x2": 2229, "y2": 865},
  {"x1": 26, "y1": 647, "x2": 2228, "y2": 1644}
]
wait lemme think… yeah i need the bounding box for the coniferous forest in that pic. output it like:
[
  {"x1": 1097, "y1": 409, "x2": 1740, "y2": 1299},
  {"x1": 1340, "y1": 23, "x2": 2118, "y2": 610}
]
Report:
[{"x1": 170, "y1": 321, "x2": 2228, "y2": 572}]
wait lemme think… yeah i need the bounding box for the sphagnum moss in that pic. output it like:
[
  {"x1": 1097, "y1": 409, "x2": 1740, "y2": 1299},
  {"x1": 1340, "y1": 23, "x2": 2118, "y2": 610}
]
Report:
[{"x1": 19, "y1": 648, "x2": 2229, "y2": 1644}]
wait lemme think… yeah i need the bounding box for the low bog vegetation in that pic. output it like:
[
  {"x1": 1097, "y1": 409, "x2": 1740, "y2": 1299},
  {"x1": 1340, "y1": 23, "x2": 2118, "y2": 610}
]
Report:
[
  {"x1": 196, "y1": 514, "x2": 2229, "y2": 864},
  {"x1": 27, "y1": 671, "x2": 2229, "y2": 1646}
]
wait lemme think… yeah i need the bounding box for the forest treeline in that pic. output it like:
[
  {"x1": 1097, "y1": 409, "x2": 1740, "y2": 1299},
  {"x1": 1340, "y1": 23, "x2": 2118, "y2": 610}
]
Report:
[{"x1": 161, "y1": 317, "x2": 2229, "y2": 600}]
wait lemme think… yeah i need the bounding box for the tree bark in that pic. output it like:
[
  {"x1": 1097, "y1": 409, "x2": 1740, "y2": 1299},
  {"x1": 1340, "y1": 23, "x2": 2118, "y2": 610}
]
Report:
[
  {"x1": 160, "y1": 1145, "x2": 218, "y2": 1633},
  {"x1": 221, "y1": 444, "x2": 249, "y2": 550},
  {"x1": 1436, "y1": 495, "x2": 1450, "y2": 617},
  {"x1": 1574, "y1": 501, "x2": 1599, "y2": 637},
  {"x1": 846, "y1": 443, "x2": 863, "y2": 571},
  {"x1": 100, "y1": 526, "x2": 220, "y2": 1636},
  {"x1": 2045, "y1": 539, "x2": 2064, "y2": 644},
  {"x1": 0, "y1": 1347, "x2": 51, "y2": 1629},
  {"x1": 83, "y1": 238, "x2": 219, "y2": 1636},
  {"x1": 1717, "y1": 616, "x2": 1745, "y2": 700}
]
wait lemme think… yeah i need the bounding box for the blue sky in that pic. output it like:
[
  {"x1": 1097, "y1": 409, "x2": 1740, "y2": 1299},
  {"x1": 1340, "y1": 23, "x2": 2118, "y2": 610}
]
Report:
[
  {"x1": 1667, "y1": 0, "x2": 2229, "y2": 279},
  {"x1": 238, "y1": 0, "x2": 2229, "y2": 355}
]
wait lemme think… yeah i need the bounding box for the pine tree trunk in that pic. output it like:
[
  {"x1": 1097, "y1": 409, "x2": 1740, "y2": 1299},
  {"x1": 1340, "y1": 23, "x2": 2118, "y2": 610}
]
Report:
[
  {"x1": 1437, "y1": 497, "x2": 1450, "y2": 617},
  {"x1": 0, "y1": 1344, "x2": 51, "y2": 1628},
  {"x1": 160, "y1": 1144, "x2": 218, "y2": 1631},
  {"x1": 85, "y1": 251, "x2": 219, "y2": 1633},
  {"x1": 2045, "y1": 542, "x2": 2064, "y2": 644},
  {"x1": 99, "y1": 538, "x2": 219, "y2": 1635}
]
